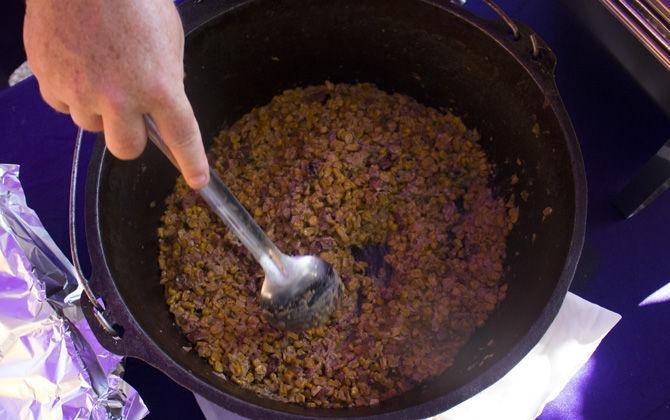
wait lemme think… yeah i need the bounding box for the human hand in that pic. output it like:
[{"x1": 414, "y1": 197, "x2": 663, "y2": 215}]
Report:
[{"x1": 24, "y1": 0, "x2": 209, "y2": 189}]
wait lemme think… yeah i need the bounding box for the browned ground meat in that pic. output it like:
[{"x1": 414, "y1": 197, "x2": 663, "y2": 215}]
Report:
[{"x1": 158, "y1": 82, "x2": 516, "y2": 408}]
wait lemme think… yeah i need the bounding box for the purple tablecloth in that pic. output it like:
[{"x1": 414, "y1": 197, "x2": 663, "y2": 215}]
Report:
[{"x1": 1, "y1": 0, "x2": 669, "y2": 418}]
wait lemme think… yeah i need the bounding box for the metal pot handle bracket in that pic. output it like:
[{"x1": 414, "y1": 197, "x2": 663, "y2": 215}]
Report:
[
  {"x1": 456, "y1": 0, "x2": 558, "y2": 80},
  {"x1": 69, "y1": 129, "x2": 119, "y2": 337},
  {"x1": 466, "y1": 0, "x2": 524, "y2": 41},
  {"x1": 72, "y1": 0, "x2": 560, "y2": 339}
]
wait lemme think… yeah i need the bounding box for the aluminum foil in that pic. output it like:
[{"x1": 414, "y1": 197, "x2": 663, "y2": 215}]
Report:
[{"x1": 0, "y1": 164, "x2": 148, "y2": 419}]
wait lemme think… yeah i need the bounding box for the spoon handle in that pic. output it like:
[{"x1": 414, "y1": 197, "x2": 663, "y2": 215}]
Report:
[{"x1": 143, "y1": 114, "x2": 286, "y2": 275}]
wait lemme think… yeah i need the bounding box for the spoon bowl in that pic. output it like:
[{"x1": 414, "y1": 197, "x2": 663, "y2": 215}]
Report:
[{"x1": 260, "y1": 254, "x2": 342, "y2": 330}]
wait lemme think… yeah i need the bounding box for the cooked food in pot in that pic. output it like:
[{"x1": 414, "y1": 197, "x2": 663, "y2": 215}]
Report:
[{"x1": 158, "y1": 82, "x2": 516, "y2": 408}]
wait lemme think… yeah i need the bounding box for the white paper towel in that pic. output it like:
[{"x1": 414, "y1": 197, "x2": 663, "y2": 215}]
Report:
[
  {"x1": 194, "y1": 292, "x2": 621, "y2": 420},
  {"x1": 434, "y1": 292, "x2": 621, "y2": 420}
]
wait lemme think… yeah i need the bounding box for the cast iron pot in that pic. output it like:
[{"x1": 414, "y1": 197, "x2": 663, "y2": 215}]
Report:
[{"x1": 80, "y1": 0, "x2": 587, "y2": 418}]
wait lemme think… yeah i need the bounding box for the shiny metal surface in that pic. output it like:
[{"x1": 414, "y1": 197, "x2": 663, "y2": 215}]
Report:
[
  {"x1": 0, "y1": 164, "x2": 147, "y2": 419},
  {"x1": 71, "y1": 128, "x2": 118, "y2": 337},
  {"x1": 599, "y1": 0, "x2": 670, "y2": 69},
  {"x1": 483, "y1": 0, "x2": 520, "y2": 38}
]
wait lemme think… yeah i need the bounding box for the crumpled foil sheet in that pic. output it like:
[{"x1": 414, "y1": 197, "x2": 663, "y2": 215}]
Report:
[
  {"x1": 0, "y1": 164, "x2": 148, "y2": 419},
  {"x1": 8, "y1": 61, "x2": 32, "y2": 87}
]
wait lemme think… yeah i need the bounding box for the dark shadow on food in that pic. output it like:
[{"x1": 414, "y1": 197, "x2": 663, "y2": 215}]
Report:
[{"x1": 351, "y1": 244, "x2": 393, "y2": 287}]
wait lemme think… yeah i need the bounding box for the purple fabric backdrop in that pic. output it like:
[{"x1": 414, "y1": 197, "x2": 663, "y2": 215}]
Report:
[{"x1": 1, "y1": 0, "x2": 669, "y2": 418}]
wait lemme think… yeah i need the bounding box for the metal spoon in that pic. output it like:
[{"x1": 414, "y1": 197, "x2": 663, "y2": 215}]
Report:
[{"x1": 143, "y1": 115, "x2": 342, "y2": 331}]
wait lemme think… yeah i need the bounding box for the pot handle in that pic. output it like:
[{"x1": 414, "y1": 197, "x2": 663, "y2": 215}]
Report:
[
  {"x1": 69, "y1": 128, "x2": 120, "y2": 339},
  {"x1": 458, "y1": 0, "x2": 558, "y2": 75},
  {"x1": 469, "y1": 0, "x2": 521, "y2": 40},
  {"x1": 71, "y1": 130, "x2": 164, "y2": 361}
]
